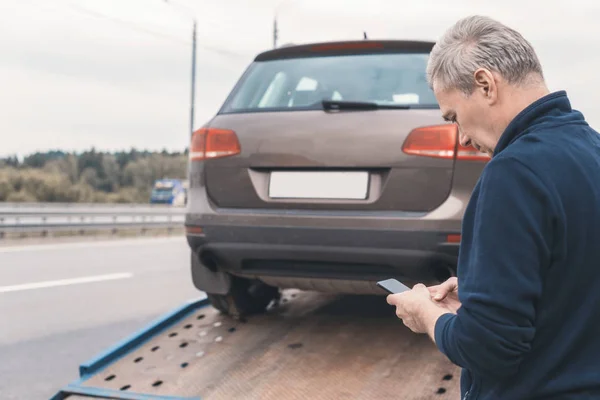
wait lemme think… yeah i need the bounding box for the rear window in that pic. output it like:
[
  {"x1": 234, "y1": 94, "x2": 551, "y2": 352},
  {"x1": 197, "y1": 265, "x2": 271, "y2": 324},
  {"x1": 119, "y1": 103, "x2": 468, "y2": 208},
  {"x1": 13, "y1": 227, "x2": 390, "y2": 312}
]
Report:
[{"x1": 220, "y1": 52, "x2": 438, "y2": 113}]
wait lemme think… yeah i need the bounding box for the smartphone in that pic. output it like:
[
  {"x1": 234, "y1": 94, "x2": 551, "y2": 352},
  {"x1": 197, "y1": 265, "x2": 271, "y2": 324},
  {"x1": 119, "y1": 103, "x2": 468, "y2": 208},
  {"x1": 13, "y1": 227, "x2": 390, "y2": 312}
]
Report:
[{"x1": 376, "y1": 278, "x2": 411, "y2": 294}]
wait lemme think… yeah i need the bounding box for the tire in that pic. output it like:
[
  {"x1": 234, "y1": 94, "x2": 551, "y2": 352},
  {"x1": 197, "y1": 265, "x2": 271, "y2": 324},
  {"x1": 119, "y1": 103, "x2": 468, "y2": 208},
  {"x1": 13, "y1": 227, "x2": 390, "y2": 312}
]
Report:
[{"x1": 207, "y1": 275, "x2": 280, "y2": 318}]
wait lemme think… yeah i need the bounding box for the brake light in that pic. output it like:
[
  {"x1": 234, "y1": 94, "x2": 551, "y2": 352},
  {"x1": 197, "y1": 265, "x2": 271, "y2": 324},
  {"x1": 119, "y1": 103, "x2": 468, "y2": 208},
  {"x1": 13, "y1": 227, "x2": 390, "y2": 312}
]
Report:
[
  {"x1": 402, "y1": 124, "x2": 489, "y2": 161},
  {"x1": 310, "y1": 42, "x2": 385, "y2": 52},
  {"x1": 190, "y1": 128, "x2": 241, "y2": 161}
]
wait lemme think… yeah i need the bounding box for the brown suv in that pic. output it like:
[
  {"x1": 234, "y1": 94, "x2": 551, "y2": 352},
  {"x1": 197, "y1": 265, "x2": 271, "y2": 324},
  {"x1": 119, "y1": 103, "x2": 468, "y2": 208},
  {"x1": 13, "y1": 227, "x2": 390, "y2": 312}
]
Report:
[{"x1": 185, "y1": 40, "x2": 488, "y2": 316}]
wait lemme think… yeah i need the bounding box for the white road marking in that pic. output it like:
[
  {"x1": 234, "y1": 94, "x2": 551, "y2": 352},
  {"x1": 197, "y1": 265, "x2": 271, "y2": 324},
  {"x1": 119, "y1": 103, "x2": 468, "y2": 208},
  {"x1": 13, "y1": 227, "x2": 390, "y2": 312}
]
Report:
[
  {"x1": 0, "y1": 273, "x2": 134, "y2": 293},
  {"x1": 0, "y1": 237, "x2": 184, "y2": 254}
]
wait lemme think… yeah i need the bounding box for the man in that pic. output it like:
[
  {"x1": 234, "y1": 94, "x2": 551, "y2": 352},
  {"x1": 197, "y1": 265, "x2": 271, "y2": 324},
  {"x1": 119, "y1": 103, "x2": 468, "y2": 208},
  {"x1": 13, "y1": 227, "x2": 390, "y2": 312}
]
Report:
[{"x1": 387, "y1": 15, "x2": 600, "y2": 399}]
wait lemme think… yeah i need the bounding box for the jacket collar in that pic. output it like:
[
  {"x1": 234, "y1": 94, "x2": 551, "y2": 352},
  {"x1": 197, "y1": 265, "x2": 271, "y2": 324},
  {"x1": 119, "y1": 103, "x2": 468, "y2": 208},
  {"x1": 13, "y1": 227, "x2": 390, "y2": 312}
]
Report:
[{"x1": 494, "y1": 90, "x2": 572, "y2": 156}]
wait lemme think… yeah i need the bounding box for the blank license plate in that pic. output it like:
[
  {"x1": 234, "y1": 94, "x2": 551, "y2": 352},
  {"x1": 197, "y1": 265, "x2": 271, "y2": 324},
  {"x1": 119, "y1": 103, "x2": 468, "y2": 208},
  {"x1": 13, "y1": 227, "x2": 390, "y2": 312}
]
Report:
[{"x1": 268, "y1": 171, "x2": 369, "y2": 200}]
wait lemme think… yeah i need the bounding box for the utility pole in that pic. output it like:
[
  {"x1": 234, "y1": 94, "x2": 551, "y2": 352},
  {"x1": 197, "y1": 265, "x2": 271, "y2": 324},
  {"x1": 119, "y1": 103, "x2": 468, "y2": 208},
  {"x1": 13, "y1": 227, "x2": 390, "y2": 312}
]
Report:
[
  {"x1": 165, "y1": 0, "x2": 197, "y2": 139},
  {"x1": 273, "y1": 17, "x2": 278, "y2": 48},
  {"x1": 274, "y1": 0, "x2": 298, "y2": 49},
  {"x1": 190, "y1": 20, "x2": 196, "y2": 138}
]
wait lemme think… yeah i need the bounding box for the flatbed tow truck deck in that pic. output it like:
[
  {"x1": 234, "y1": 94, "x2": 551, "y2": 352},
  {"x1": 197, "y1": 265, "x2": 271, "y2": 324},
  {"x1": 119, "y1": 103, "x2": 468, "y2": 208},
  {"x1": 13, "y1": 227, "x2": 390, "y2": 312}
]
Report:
[{"x1": 53, "y1": 290, "x2": 460, "y2": 400}]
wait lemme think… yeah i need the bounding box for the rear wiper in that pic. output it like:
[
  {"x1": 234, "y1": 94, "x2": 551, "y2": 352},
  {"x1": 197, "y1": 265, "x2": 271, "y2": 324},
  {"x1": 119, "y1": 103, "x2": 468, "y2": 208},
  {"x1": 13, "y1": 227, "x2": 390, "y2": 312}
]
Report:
[{"x1": 321, "y1": 100, "x2": 410, "y2": 111}]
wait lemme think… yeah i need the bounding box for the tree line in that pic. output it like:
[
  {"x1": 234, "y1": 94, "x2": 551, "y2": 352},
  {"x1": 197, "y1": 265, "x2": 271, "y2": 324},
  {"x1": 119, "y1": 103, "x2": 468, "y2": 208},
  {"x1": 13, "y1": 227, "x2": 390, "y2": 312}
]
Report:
[{"x1": 0, "y1": 148, "x2": 188, "y2": 203}]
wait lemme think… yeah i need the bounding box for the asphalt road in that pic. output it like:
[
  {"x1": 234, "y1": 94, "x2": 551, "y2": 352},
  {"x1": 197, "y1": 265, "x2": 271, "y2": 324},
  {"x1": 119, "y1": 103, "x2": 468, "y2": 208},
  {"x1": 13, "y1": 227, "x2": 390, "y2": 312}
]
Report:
[{"x1": 0, "y1": 236, "x2": 201, "y2": 400}]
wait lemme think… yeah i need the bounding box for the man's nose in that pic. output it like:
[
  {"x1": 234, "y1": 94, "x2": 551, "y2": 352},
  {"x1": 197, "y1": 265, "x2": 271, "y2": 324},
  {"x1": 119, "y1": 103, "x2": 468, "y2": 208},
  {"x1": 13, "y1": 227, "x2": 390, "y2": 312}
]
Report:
[{"x1": 459, "y1": 133, "x2": 471, "y2": 147}]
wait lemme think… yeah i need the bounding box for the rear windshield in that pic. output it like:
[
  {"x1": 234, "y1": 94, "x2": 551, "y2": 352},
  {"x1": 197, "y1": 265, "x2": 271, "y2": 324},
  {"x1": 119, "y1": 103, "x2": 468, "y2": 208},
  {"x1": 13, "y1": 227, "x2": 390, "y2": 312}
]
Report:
[{"x1": 220, "y1": 52, "x2": 438, "y2": 113}]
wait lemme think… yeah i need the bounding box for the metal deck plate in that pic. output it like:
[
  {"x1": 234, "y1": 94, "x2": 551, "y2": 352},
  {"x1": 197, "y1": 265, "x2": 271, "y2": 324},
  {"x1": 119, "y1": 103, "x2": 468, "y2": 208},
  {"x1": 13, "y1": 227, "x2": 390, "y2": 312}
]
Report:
[{"x1": 81, "y1": 290, "x2": 460, "y2": 399}]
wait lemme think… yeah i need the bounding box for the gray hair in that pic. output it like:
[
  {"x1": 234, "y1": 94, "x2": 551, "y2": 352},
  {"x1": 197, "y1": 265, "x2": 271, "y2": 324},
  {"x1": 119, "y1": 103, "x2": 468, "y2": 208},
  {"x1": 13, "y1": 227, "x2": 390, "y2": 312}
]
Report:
[{"x1": 427, "y1": 16, "x2": 544, "y2": 94}]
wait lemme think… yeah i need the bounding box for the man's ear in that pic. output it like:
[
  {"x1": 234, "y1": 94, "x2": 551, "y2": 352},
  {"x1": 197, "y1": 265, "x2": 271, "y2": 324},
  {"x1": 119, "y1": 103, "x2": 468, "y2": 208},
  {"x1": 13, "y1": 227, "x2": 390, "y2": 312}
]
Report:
[{"x1": 473, "y1": 68, "x2": 497, "y2": 104}]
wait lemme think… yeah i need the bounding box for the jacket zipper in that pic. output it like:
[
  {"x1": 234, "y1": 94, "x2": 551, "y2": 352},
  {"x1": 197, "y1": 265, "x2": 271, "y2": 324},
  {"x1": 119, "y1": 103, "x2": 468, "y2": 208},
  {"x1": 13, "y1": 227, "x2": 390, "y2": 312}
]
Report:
[{"x1": 465, "y1": 377, "x2": 481, "y2": 400}]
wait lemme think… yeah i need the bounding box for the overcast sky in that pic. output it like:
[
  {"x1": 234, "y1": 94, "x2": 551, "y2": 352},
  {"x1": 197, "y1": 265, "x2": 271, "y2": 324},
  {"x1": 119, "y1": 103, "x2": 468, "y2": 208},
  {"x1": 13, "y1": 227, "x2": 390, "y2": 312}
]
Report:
[{"x1": 1, "y1": 0, "x2": 599, "y2": 157}]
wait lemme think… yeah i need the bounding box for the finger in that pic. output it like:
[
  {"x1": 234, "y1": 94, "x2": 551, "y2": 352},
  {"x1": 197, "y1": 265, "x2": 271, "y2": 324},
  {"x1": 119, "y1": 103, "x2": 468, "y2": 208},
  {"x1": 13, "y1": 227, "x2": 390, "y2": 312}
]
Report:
[
  {"x1": 396, "y1": 308, "x2": 407, "y2": 320},
  {"x1": 433, "y1": 278, "x2": 458, "y2": 300},
  {"x1": 434, "y1": 291, "x2": 447, "y2": 301},
  {"x1": 445, "y1": 277, "x2": 458, "y2": 287},
  {"x1": 427, "y1": 284, "x2": 442, "y2": 294},
  {"x1": 386, "y1": 294, "x2": 398, "y2": 306},
  {"x1": 387, "y1": 291, "x2": 408, "y2": 306},
  {"x1": 400, "y1": 318, "x2": 416, "y2": 332},
  {"x1": 412, "y1": 283, "x2": 431, "y2": 298},
  {"x1": 428, "y1": 285, "x2": 442, "y2": 298}
]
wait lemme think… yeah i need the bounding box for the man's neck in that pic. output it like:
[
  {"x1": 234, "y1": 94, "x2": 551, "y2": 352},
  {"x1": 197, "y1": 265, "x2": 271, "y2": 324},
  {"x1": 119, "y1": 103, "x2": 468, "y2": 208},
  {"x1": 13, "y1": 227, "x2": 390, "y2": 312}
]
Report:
[{"x1": 498, "y1": 82, "x2": 550, "y2": 139}]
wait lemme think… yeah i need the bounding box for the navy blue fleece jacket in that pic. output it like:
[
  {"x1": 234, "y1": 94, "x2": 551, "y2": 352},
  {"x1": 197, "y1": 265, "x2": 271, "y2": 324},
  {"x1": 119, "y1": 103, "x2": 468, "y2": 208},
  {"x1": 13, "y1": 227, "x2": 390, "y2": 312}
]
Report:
[{"x1": 435, "y1": 91, "x2": 600, "y2": 400}]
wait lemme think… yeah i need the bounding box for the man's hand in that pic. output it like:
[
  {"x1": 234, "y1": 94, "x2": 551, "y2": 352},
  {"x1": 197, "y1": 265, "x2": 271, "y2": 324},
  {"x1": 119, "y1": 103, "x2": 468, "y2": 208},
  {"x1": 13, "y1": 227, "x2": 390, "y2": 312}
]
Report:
[
  {"x1": 428, "y1": 277, "x2": 461, "y2": 314},
  {"x1": 386, "y1": 283, "x2": 451, "y2": 341}
]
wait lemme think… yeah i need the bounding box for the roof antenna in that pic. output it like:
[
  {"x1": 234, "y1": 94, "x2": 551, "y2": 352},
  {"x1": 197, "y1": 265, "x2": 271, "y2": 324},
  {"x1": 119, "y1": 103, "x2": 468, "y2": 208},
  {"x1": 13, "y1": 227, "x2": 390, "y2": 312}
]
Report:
[{"x1": 363, "y1": 31, "x2": 368, "y2": 40}]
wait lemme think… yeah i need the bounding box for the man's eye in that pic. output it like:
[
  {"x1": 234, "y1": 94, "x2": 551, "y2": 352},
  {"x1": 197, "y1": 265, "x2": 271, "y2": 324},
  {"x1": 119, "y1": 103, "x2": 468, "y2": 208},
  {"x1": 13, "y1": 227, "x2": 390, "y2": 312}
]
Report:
[{"x1": 444, "y1": 116, "x2": 456, "y2": 123}]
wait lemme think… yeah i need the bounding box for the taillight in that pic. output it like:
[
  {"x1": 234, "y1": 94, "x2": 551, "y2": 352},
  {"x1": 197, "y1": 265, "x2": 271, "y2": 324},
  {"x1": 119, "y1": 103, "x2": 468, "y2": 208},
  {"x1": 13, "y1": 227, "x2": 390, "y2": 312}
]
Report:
[
  {"x1": 402, "y1": 124, "x2": 489, "y2": 161},
  {"x1": 402, "y1": 125, "x2": 456, "y2": 159},
  {"x1": 446, "y1": 234, "x2": 461, "y2": 243},
  {"x1": 190, "y1": 128, "x2": 241, "y2": 161},
  {"x1": 185, "y1": 226, "x2": 204, "y2": 235}
]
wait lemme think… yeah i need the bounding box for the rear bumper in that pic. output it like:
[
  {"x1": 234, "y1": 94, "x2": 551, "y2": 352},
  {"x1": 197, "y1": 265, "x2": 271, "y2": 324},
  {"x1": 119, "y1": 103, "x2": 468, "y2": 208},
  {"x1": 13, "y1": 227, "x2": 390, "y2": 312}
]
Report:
[
  {"x1": 185, "y1": 164, "x2": 470, "y2": 285},
  {"x1": 186, "y1": 222, "x2": 460, "y2": 284}
]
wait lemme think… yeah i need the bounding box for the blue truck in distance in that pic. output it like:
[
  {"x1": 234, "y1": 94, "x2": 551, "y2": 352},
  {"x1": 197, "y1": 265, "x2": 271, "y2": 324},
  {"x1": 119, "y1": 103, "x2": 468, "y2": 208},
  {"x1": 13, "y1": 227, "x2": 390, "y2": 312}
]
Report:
[{"x1": 149, "y1": 179, "x2": 188, "y2": 206}]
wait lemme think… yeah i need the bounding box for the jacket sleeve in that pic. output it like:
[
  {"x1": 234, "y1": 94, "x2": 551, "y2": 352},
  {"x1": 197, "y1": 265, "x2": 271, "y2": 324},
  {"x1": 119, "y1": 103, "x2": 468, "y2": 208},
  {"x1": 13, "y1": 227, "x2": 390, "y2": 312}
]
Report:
[{"x1": 434, "y1": 156, "x2": 554, "y2": 379}]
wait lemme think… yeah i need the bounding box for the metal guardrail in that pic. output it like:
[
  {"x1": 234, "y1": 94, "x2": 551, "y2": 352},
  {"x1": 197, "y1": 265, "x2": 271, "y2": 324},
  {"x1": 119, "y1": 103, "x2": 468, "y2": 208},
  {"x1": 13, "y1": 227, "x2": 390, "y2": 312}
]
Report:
[{"x1": 0, "y1": 203, "x2": 186, "y2": 237}]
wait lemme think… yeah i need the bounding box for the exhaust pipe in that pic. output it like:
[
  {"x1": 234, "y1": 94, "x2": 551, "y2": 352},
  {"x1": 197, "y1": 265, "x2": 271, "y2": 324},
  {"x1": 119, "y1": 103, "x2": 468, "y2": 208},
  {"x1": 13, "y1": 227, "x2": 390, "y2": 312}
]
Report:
[{"x1": 199, "y1": 250, "x2": 219, "y2": 272}]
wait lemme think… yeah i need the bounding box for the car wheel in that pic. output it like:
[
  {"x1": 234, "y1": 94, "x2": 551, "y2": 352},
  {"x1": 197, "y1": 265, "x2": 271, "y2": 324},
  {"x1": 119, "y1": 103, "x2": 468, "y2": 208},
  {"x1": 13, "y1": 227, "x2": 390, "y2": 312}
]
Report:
[{"x1": 207, "y1": 275, "x2": 280, "y2": 318}]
